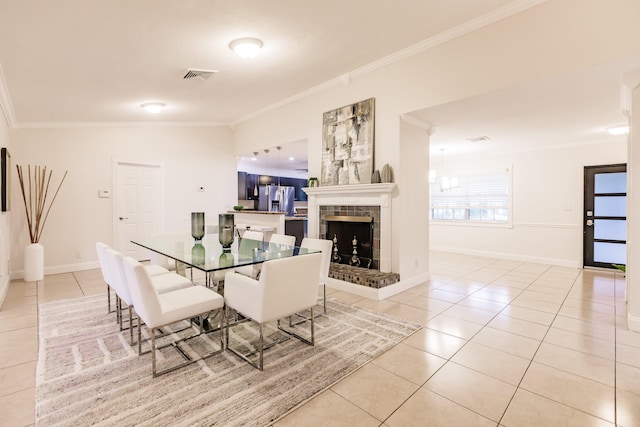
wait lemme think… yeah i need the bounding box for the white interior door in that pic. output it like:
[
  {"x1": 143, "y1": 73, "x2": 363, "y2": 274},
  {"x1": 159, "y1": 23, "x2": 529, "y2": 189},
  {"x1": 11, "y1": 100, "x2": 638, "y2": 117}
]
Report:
[{"x1": 114, "y1": 161, "x2": 164, "y2": 260}]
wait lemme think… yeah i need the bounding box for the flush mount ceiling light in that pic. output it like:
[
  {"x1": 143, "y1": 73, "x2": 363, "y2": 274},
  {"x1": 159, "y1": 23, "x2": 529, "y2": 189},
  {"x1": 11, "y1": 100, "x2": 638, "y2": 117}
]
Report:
[
  {"x1": 607, "y1": 125, "x2": 629, "y2": 135},
  {"x1": 141, "y1": 103, "x2": 166, "y2": 114},
  {"x1": 229, "y1": 38, "x2": 263, "y2": 59},
  {"x1": 466, "y1": 136, "x2": 491, "y2": 142}
]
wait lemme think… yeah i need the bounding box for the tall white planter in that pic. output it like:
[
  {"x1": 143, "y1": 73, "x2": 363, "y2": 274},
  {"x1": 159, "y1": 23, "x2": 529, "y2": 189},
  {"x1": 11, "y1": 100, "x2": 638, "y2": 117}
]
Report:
[{"x1": 24, "y1": 243, "x2": 44, "y2": 282}]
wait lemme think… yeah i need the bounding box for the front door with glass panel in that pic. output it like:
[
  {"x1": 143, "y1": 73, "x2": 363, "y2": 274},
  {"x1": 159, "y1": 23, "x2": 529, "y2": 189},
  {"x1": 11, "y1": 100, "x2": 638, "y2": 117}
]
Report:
[{"x1": 583, "y1": 164, "x2": 626, "y2": 268}]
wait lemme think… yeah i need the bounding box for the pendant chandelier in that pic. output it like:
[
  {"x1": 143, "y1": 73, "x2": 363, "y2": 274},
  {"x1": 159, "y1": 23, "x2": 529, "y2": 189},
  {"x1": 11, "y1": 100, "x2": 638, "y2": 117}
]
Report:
[{"x1": 429, "y1": 148, "x2": 459, "y2": 192}]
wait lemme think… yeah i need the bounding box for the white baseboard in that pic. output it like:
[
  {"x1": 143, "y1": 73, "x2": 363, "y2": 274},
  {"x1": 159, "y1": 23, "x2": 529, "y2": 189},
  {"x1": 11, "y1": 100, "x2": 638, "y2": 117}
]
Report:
[
  {"x1": 11, "y1": 261, "x2": 101, "y2": 281},
  {"x1": 327, "y1": 271, "x2": 430, "y2": 301},
  {"x1": 0, "y1": 275, "x2": 9, "y2": 309},
  {"x1": 628, "y1": 313, "x2": 640, "y2": 333},
  {"x1": 430, "y1": 245, "x2": 581, "y2": 268}
]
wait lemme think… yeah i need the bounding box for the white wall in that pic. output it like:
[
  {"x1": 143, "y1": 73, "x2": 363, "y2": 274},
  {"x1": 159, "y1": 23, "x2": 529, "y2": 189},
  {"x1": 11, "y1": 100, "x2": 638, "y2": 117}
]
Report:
[
  {"x1": 398, "y1": 118, "x2": 430, "y2": 279},
  {"x1": 0, "y1": 111, "x2": 10, "y2": 306},
  {"x1": 627, "y1": 82, "x2": 640, "y2": 331},
  {"x1": 9, "y1": 126, "x2": 235, "y2": 277},
  {"x1": 430, "y1": 140, "x2": 627, "y2": 266},
  {"x1": 5, "y1": 0, "x2": 640, "y2": 286},
  {"x1": 232, "y1": 0, "x2": 640, "y2": 279}
]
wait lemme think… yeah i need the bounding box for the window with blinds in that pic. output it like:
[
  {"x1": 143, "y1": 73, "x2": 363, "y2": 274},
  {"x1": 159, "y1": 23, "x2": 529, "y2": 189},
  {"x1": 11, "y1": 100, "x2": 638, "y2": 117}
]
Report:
[{"x1": 429, "y1": 169, "x2": 511, "y2": 224}]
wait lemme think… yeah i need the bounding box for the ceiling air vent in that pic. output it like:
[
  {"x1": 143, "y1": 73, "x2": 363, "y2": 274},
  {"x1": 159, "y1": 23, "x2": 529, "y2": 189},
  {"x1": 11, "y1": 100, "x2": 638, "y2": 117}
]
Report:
[
  {"x1": 183, "y1": 68, "x2": 218, "y2": 81},
  {"x1": 466, "y1": 136, "x2": 491, "y2": 142}
]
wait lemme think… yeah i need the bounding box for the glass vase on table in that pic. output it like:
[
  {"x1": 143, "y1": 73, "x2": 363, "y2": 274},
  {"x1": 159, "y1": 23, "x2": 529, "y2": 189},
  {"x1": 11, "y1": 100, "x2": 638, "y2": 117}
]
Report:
[
  {"x1": 219, "y1": 214, "x2": 234, "y2": 250},
  {"x1": 191, "y1": 212, "x2": 205, "y2": 241}
]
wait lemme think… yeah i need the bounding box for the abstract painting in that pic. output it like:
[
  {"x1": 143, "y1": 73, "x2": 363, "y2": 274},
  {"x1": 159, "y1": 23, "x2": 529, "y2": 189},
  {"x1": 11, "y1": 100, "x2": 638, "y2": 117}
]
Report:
[{"x1": 321, "y1": 98, "x2": 374, "y2": 186}]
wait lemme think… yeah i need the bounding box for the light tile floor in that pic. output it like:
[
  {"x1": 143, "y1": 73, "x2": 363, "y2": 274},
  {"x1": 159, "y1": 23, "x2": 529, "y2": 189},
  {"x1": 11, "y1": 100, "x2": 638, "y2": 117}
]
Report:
[{"x1": 1, "y1": 252, "x2": 639, "y2": 426}]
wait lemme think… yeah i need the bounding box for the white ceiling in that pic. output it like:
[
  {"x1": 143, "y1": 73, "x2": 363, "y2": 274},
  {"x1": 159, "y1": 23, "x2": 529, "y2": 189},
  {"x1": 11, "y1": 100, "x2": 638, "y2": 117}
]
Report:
[
  {"x1": 0, "y1": 0, "x2": 635, "y2": 172},
  {"x1": 409, "y1": 56, "x2": 639, "y2": 158},
  {"x1": 0, "y1": 0, "x2": 517, "y2": 125}
]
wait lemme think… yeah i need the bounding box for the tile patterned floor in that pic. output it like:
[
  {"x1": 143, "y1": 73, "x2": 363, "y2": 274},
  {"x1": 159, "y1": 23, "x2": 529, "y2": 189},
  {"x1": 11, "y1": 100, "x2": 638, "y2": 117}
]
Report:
[{"x1": 1, "y1": 252, "x2": 639, "y2": 426}]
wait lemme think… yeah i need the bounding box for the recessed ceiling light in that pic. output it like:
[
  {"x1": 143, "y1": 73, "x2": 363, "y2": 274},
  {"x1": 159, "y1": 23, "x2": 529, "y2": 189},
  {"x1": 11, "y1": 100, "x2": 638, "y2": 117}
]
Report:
[
  {"x1": 141, "y1": 103, "x2": 165, "y2": 114},
  {"x1": 466, "y1": 136, "x2": 491, "y2": 142},
  {"x1": 229, "y1": 38, "x2": 263, "y2": 59},
  {"x1": 607, "y1": 125, "x2": 629, "y2": 135},
  {"x1": 289, "y1": 157, "x2": 295, "y2": 161}
]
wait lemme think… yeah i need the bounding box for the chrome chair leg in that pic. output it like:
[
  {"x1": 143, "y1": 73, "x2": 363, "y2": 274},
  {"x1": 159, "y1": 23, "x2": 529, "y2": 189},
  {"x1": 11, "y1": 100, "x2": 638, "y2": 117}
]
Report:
[
  {"x1": 322, "y1": 284, "x2": 327, "y2": 315},
  {"x1": 129, "y1": 306, "x2": 134, "y2": 346},
  {"x1": 310, "y1": 306, "x2": 315, "y2": 343},
  {"x1": 151, "y1": 327, "x2": 157, "y2": 376},
  {"x1": 258, "y1": 323, "x2": 264, "y2": 371},
  {"x1": 225, "y1": 305, "x2": 230, "y2": 350},
  {"x1": 147, "y1": 308, "x2": 225, "y2": 377},
  {"x1": 137, "y1": 313, "x2": 143, "y2": 356},
  {"x1": 116, "y1": 297, "x2": 122, "y2": 327}
]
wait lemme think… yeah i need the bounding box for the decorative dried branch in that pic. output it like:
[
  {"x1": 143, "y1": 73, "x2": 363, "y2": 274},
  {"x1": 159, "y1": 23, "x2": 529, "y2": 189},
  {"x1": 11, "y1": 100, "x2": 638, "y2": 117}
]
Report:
[{"x1": 16, "y1": 165, "x2": 68, "y2": 244}]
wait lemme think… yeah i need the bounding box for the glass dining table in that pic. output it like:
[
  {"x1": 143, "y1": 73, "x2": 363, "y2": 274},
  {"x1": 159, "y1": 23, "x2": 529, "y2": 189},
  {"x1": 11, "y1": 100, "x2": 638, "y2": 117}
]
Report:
[{"x1": 131, "y1": 233, "x2": 318, "y2": 289}]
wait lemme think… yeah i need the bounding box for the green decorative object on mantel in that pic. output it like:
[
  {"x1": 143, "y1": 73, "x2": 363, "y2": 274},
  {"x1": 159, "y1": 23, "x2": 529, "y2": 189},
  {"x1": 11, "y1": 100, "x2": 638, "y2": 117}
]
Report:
[
  {"x1": 371, "y1": 170, "x2": 381, "y2": 183},
  {"x1": 381, "y1": 163, "x2": 394, "y2": 183}
]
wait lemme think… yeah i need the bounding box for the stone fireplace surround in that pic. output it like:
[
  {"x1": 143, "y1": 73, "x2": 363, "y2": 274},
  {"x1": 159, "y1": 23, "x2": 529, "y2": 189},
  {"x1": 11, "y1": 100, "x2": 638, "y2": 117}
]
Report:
[{"x1": 304, "y1": 183, "x2": 401, "y2": 298}]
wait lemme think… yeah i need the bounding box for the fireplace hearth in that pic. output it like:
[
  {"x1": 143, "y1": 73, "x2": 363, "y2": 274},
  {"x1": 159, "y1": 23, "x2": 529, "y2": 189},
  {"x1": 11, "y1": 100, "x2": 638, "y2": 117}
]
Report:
[{"x1": 328, "y1": 263, "x2": 400, "y2": 289}]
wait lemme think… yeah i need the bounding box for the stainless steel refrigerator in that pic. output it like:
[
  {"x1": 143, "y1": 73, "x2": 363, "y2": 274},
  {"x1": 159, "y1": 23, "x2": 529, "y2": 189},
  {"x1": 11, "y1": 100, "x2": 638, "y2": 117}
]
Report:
[{"x1": 258, "y1": 185, "x2": 295, "y2": 216}]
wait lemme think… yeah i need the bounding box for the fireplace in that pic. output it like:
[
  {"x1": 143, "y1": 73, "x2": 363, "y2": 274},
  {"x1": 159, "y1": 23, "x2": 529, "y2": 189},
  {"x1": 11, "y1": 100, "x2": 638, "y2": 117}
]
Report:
[
  {"x1": 304, "y1": 184, "x2": 399, "y2": 290},
  {"x1": 320, "y1": 205, "x2": 380, "y2": 269},
  {"x1": 326, "y1": 215, "x2": 374, "y2": 269}
]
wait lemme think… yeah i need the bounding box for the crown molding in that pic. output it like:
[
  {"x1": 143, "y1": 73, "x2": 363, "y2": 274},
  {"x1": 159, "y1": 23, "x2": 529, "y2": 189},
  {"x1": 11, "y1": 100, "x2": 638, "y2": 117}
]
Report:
[
  {"x1": 621, "y1": 69, "x2": 640, "y2": 116},
  {"x1": 230, "y1": 78, "x2": 341, "y2": 127},
  {"x1": 348, "y1": 0, "x2": 548, "y2": 80},
  {"x1": 5, "y1": 0, "x2": 548, "y2": 129},
  {"x1": 232, "y1": 0, "x2": 548, "y2": 127},
  {"x1": 400, "y1": 114, "x2": 433, "y2": 133},
  {"x1": 12, "y1": 121, "x2": 230, "y2": 129}
]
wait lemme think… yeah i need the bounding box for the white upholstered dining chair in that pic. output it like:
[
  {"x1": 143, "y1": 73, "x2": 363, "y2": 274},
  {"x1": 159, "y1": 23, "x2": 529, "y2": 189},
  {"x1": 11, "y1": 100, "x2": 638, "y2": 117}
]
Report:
[
  {"x1": 96, "y1": 241, "x2": 171, "y2": 321},
  {"x1": 269, "y1": 233, "x2": 296, "y2": 246},
  {"x1": 224, "y1": 252, "x2": 322, "y2": 370},
  {"x1": 122, "y1": 256, "x2": 225, "y2": 377},
  {"x1": 242, "y1": 230, "x2": 264, "y2": 241},
  {"x1": 299, "y1": 237, "x2": 333, "y2": 315},
  {"x1": 233, "y1": 231, "x2": 267, "y2": 279},
  {"x1": 96, "y1": 242, "x2": 115, "y2": 315},
  {"x1": 98, "y1": 241, "x2": 174, "y2": 326},
  {"x1": 104, "y1": 248, "x2": 194, "y2": 345}
]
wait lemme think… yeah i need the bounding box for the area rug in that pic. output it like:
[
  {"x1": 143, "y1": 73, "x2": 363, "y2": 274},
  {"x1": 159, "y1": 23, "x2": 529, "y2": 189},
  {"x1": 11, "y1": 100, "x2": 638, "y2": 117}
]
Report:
[{"x1": 35, "y1": 294, "x2": 421, "y2": 426}]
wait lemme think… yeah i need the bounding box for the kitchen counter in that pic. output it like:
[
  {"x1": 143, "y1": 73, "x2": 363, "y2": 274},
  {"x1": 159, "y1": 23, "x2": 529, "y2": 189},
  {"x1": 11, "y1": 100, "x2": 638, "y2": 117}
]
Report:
[{"x1": 231, "y1": 210, "x2": 286, "y2": 238}]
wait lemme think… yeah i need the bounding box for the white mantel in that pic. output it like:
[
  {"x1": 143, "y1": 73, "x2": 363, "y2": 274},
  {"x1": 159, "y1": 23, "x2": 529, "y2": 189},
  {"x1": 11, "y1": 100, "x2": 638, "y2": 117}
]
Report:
[{"x1": 303, "y1": 183, "x2": 396, "y2": 273}]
